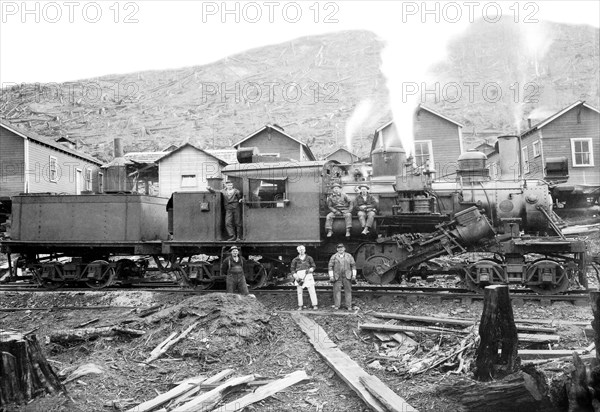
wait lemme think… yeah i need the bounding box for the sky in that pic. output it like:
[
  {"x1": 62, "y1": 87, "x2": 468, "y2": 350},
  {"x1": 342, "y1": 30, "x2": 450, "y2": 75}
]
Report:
[{"x1": 1, "y1": 0, "x2": 599, "y2": 85}]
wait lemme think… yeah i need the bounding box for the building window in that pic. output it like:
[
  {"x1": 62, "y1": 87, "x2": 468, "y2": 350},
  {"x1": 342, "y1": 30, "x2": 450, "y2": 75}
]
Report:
[
  {"x1": 522, "y1": 146, "x2": 530, "y2": 174},
  {"x1": 414, "y1": 140, "x2": 434, "y2": 170},
  {"x1": 181, "y1": 174, "x2": 197, "y2": 187},
  {"x1": 247, "y1": 178, "x2": 287, "y2": 208},
  {"x1": 85, "y1": 168, "x2": 92, "y2": 191},
  {"x1": 532, "y1": 140, "x2": 541, "y2": 158},
  {"x1": 49, "y1": 156, "x2": 58, "y2": 182},
  {"x1": 570, "y1": 138, "x2": 594, "y2": 167}
]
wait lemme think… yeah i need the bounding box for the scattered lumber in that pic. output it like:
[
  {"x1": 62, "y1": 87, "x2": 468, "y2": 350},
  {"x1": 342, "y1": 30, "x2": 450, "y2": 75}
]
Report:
[
  {"x1": 292, "y1": 313, "x2": 417, "y2": 412},
  {"x1": 169, "y1": 369, "x2": 234, "y2": 408},
  {"x1": 0, "y1": 330, "x2": 65, "y2": 407},
  {"x1": 211, "y1": 370, "x2": 308, "y2": 412},
  {"x1": 145, "y1": 322, "x2": 198, "y2": 363},
  {"x1": 371, "y1": 311, "x2": 557, "y2": 333},
  {"x1": 126, "y1": 375, "x2": 207, "y2": 412},
  {"x1": 47, "y1": 326, "x2": 145, "y2": 344},
  {"x1": 474, "y1": 285, "x2": 519, "y2": 381},
  {"x1": 170, "y1": 374, "x2": 255, "y2": 412},
  {"x1": 74, "y1": 318, "x2": 100, "y2": 329},
  {"x1": 63, "y1": 363, "x2": 104, "y2": 384},
  {"x1": 359, "y1": 375, "x2": 414, "y2": 412}
]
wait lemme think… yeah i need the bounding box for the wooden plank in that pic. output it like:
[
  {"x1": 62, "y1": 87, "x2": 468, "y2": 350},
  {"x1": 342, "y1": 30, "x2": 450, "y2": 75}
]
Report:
[
  {"x1": 360, "y1": 375, "x2": 417, "y2": 412},
  {"x1": 171, "y1": 375, "x2": 255, "y2": 412},
  {"x1": 292, "y1": 313, "x2": 418, "y2": 412},
  {"x1": 212, "y1": 370, "x2": 308, "y2": 412},
  {"x1": 126, "y1": 375, "x2": 207, "y2": 412},
  {"x1": 170, "y1": 369, "x2": 235, "y2": 407},
  {"x1": 360, "y1": 323, "x2": 560, "y2": 343},
  {"x1": 371, "y1": 312, "x2": 557, "y2": 333}
]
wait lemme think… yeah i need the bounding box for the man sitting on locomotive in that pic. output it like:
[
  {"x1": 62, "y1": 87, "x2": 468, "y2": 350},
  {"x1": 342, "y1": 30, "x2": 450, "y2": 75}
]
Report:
[
  {"x1": 290, "y1": 245, "x2": 318, "y2": 310},
  {"x1": 325, "y1": 182, "x2": 352, "y2": 238},
  {"x1": 208, "y1": 180, "x2": 244, "y2": 241},
  {"x1": 354, "y1": 184, "x2": 378, "y2": 235},
  {"x1": 220, "y1": 245, "x2": 249, "y2": 295}
]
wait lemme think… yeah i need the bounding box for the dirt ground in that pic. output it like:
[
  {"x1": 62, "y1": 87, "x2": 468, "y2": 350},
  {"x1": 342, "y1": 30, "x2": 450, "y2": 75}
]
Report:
[{"x1": 0, "y1": 286, "x2": 597, "y2": 412}]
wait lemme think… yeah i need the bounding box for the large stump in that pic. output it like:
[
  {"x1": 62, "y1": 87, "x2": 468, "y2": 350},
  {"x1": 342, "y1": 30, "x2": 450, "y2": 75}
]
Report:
[
  {"x1": 0, "y1": 331, "x2": 65, "y2": 406},
  {"x1": 474, "y1": 284, "x2": 519, "y2": 381}
]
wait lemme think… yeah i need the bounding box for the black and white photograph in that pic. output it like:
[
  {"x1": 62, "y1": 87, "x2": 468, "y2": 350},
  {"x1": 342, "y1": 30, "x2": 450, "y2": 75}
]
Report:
[{"x1": 1, "y1": 1, "x2": 599, "y2": 411}]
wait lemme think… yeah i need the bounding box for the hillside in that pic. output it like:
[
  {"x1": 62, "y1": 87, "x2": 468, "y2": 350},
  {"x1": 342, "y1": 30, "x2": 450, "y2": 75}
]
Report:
[{"x1": 0, "y1": 22, "x2": 598, "y2": 162}]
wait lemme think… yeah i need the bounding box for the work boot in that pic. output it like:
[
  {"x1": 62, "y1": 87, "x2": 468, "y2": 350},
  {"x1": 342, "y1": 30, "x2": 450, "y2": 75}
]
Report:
[
  {"x1": 362, "y1": 228, "x2": 369, "y2": 235},
  {"x1": 326, "y1": 230, "x2": 333, "y2": 237},
  {"x1": 346, "y1": 229, "x2": 351, "y2": 238}
]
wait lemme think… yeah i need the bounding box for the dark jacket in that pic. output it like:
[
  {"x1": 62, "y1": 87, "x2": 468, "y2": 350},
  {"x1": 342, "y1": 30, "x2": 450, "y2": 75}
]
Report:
[
  {"x1": 328, "y1": 252, "x2": 356, "y2": 281},
  {"x1": 221, "y1": 255, "x2": 245, "y2": 276},
  {"x1": 327, "y1": 192, "x2": 352, "y2": 213},
  {"x1": 290, "y1": 255, "x2": 316, "y2": 274},
  {"x1": 354, "y1": 194, "x2": 378, "y2": 213}
]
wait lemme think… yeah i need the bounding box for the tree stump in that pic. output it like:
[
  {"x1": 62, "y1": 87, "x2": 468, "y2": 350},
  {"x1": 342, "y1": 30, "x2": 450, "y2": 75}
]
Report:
[
  {"x1": 474, "y1": 285, "x2": 519, "y2": 381},
  {"x1": 0, "y1": 331, "x2": 65, "y2": 406}
]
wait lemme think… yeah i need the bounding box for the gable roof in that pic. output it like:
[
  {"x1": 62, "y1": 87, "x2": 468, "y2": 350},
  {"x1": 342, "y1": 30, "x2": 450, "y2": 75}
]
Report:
[
  {"x1": 374, "y1": 105, "x2": 464, "y2": 134},
  {"x1": 522, "y1": 101, "x2": 600, "y2": 137},
  {"x1": 0, "y1": 119, "x2": 102, "y2": 165},
  {"x1": 324, "y1": 147, "x2": 360, "y2": 160},
  {"x1": 156, "y1": 143, "x2": 227, "y2": 165},
  {"x1": 233, "y1": 124, "x2": 316, "y2": 161}
]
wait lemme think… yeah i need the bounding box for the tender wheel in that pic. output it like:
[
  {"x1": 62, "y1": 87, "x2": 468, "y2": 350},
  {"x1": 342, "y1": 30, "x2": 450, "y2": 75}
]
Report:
[
  {"x1": 83, "y1": 260, "x2": 115, "y2": 289},
  {"x1": 362, "y1": 255, "x2": 396, "y2": 285},
  {"x1": 178, "y1": 264, "x2": 215, "y2": 290},
  {"x1": 32, "y1": 263, "x2": 65, "y2": 289},
  {"x1": 245, "y1": 262, "x2": 268, "y2": 290},
  {"x1": 465, "y1": 259, "x2": 506, "y2": 293},
  {"x1": 525, "y1": 259, "x2": 569, "y2": 295}
]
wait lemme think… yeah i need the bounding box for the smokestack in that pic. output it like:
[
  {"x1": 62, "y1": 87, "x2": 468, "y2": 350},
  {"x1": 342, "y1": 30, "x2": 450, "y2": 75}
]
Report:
[
  {"x1": 114, "y1": 138, "x2": 123, "y2": 158},
  {"x1": 527, "y1": 119, "x2": 532, "y2": 129},
  {"x1": 497, "y1": 135, "x2": 521, "y2": 180}
]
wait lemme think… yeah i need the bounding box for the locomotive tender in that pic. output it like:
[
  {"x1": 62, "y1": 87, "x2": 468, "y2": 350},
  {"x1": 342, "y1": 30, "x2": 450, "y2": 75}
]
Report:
[{"x1": 1, "y1": 135, "x2": 588, "y2": 294}]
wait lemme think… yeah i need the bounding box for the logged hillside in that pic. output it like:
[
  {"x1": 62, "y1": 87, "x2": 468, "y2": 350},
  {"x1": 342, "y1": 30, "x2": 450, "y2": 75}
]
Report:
[{"x1": 0, "y1": 22, "x2": 598, "y2": 162}]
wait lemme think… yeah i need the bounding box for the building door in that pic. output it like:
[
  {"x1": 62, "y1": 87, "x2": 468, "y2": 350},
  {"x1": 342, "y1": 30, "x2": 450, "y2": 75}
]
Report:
[{"x1": 76, "y1": 169, "x2": 82, "y2": 195}]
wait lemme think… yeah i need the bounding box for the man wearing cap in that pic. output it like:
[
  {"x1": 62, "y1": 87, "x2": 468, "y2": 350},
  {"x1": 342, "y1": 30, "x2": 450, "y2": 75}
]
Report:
[
  {"x1": 328, "y1": 243, "x2": 357, "y2": 310},
  {"x1": 325, "y1": 183, "x2": 352, "y2": 238},
  {"x1": 354, "y1": 184, "x2": 378, "y2": 235},
  {"x1": 220, "y1": 246, "x2": 249, "y2": 295},
  {"x1": 208, "y1": 181, "x2": 243, "y2": 241}
]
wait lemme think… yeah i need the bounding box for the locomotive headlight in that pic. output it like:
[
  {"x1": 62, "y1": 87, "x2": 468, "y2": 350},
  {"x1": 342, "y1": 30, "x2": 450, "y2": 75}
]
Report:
[{"x1": 526, "y1": 194, "x2": 539, "y2": 204}]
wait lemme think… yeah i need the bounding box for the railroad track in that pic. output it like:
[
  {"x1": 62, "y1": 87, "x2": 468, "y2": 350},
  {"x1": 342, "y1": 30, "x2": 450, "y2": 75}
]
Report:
[{"x1": 0, "y1": 281, "x2": 591, "y2": 306}]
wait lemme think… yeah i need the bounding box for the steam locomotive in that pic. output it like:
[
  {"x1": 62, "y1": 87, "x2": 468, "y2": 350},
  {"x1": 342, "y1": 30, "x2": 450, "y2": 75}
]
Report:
[{"x1": 0, "y1": 136, "x2": 588, "y2": 294}]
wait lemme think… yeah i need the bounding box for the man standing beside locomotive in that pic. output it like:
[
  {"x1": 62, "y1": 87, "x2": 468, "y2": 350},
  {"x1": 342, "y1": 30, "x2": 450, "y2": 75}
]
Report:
[
  {"x1": 325, "y1": 183, "x2": 353, "y2": 238},
  {"x1": 220, "y1": 246, "x2": 249, "y2": 295},
  {"x1": 328, "y1": 243, "x2": 357, "y2": 311},
  {"x1": 208, "y1": 181, "x2": 243, "y2": 241},
  {"x1": 354, "y1": 184, "x2": 378, "y2": 235},
  {"x1": 290, "y1": 245, "x2": 318, "y2": 310}
]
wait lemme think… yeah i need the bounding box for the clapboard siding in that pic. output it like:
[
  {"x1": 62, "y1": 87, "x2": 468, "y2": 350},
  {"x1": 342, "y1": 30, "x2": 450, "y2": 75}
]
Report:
[
  {"x1": 374, "y1": 108, "x2": 463, "y2": 180},
  {"x1": 537, "y1": 106, "x2": 599, "y2": 185},
  {"x1": 520, "y1": 130, "x2": 544, "y2": 179},
  {"x1": 237, "y1": 128, "x2": 302, "y2": 160},
  {"x1": 0, "y1": 128, "x2": 25, "y2": 196},
  {"x1": 158, "y1": 145, "x2": 223, "y2": 197}
]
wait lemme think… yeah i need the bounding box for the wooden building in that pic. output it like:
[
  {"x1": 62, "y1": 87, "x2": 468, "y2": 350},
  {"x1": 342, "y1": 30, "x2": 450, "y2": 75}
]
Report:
[
  {"x1": 324, "y1": 147, "x2": 360, "y2": 164},
  {"x1": 233, "y1": 124, "x2": 316, "y2": 162},
  {"x1": 487, "y1": 101, "x2": 599, "y2": 203},
  {"x1": 0, "y1": 120, "x2": 103, "y2": 198},
  {"x1": 372, "y1": 105, "x2": 464, "y2": 180},
  {"x1": 156, "y1": 143, "x2": 228, "y2": 197}
]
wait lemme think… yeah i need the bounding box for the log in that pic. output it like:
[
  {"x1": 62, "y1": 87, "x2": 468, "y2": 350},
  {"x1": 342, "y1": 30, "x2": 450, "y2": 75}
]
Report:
[
  {"x1": 212, "y1": 370, "x2": 308, "y2": 412},
  {"x1": 145, "y1": 322, "x2": 198, "y2": 363},
  {"x1": 590, "y1": 291, "x2": 600, "y2": 360},
  {"x1": 292, "y1": 313, "x2": 417, "y2": 412},
  {"x1": 474, "y1": 285, "x2": 519, "y2": 381},
  {"x1": 126, "y1": 375, "x2": 207, "y2": 412},
  {"x1": 371, "y1": 312, "x2": 556, "y2": 333},
  {"x1": 48, "y1": 326, "x2": 145, "y2": 343},
  {"x1": 439, "y1": 367, "x2": 557, "y2": 412},
  {"x1": 0, "y1": 331, "x2": 65, "y2": 407}
]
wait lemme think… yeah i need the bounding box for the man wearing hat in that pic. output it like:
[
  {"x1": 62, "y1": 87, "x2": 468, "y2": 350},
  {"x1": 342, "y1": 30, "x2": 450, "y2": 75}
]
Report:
[
  {"x1": 354, "y1": 184, "x2": 378, "y2": 235},
  {"x1": 325, "y1": 183, "x2": 353, "y2": 238},
  {"x1": 208, "y1": 180, "x2": 243, "y2": 241},
  {"x1": 328, "y1": 243, "x2": 357, "y2": 310},
  {"x1": 220, "y1": 245, "x2": 249, "y2": 295}
]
